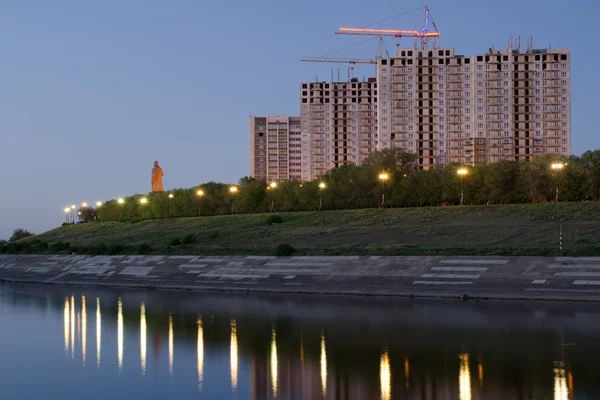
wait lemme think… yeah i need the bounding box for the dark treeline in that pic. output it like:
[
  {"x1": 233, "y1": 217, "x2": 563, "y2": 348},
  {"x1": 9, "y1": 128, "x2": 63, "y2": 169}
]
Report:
[{"x1": 93, "y1": 148, "x2": 600, "y2": 222}]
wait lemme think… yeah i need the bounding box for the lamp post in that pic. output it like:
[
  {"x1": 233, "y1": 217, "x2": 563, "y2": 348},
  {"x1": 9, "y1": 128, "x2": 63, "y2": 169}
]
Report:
[
  {"x1": 196, "y1": 190, "x2": 204, "y2": 216},
  {"x1": 71, "y1": 204, "x2": 76, "y2": 224},
  {"x1": 457, "y1": 168, "x2": 468, "y2": 206},
  {"x1": 551, "y1": 163, "x2": 565, "y2": 203},
  {"x1": 81, "y1": 202, "x2": 88, "y2": 222},
  {"x1": 269, "y1": 182, "x2": 277, "y2": 213},
  {"x1": 318, "y1": 182, "x2": 326, "y2": 211},
  {"x1": 117, "y1": 198, "x2": 124, "y2": 221},
  {"x1": 96, "y1": 201, "x2": 102, "y2": 221},
  {"x1": 64, "y1": 207, "x2": 71, "y2": 224},
  {"x1": 378, "y1": 173, "x2": 389, "y2": 209},
  {"x1": 168, "y1": 193, "x2": 174, "y2": 218},
  {"x1": 140, "y1": 197, "x2": 148, "y2": 219},
  {"x1": 230, "y1": 186, "x2": 238, "y2": 215}
]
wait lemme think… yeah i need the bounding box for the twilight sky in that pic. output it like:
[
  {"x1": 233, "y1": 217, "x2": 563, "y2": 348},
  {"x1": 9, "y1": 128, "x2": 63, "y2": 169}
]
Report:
[{"x1": 0, "y1": 0, "x2": 596, "y2": 239}]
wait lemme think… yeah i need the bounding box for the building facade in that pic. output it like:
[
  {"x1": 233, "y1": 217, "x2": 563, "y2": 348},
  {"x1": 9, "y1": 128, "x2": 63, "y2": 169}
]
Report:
[
  {"x1": 299, "y1": 40, "x2": 570, "y2": 180},
  {"x1": 249, "y1": 115, "x2": 302, "y2": 181},
  {"x1": 300, "y1": 79, "x2": 378, "y2": 181}
]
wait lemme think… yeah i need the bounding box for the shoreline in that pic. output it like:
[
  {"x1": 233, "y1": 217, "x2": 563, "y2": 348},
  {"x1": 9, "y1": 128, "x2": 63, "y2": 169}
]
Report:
[{"x1": 2, "y1": 254, "x2": 600, "y2": 302}]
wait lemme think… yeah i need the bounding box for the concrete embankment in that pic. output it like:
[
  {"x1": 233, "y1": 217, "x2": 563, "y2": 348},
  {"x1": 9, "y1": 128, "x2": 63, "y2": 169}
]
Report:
[{"x1": 2, "y1": 254, "x2": 600, "y2": 301}]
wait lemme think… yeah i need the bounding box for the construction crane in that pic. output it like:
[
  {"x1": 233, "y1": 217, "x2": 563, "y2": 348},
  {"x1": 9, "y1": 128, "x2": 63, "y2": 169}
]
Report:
[
  {"x1": 335, "y1": 6, "x2": 439, "y2": 44},
  {"x1": 300, "y1": 56, "x2": 375, "y2": 64}
]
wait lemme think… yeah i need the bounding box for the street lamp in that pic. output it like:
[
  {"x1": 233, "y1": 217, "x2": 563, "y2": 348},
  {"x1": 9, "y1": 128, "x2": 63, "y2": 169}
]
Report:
[
  {"x1": 80, "y1": 202, "x2": 89, "y2": 222},
  {"x1": 551, "y1": 162, "x2": 565, "y2": 202},
  {"x1": 64, "y1": 207, "x2": 71, "y2": 224},
  {"x1": 378, "y1": 173, "x2": 389, "y2": 208},
  {"x1": 168, "y1": 193, "x2": 174, "y2": 217},
  {"x1": 269, "y1": 182, "x2": 277, "y2": 213},
  {"x1": 457, "y1": 168, "x2": 468, "y2": 206},
  {"x1": 96, "y1": 201, "x2": 102, "y2": 207},
  {"x1": 318, "y1": 182, "x2": 326, "y2": 211},
  {"x1": 117, "y1": 198, "x2": 124, "y2": 221},
  {"x1": 230, "y1": 186, "x2": 238, "y2": 215},
  {"x1": 71, "y1": 204, "x2": 76, "y2": 224},
  {"x1": 140, "y1": 197, "x2": 148, "y2": 219},
  {"x1": 196, "y1": 190, "x2": 204, "y2": 216}
]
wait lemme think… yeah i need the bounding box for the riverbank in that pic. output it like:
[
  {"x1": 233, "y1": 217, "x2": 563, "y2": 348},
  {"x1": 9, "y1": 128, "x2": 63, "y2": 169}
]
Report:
[
  {"x1": 8, "y1": 202, "x2": 600, "y2": 257},
  {"x1": 2, "y1": 254, "x2": 600, "y2": 301}
]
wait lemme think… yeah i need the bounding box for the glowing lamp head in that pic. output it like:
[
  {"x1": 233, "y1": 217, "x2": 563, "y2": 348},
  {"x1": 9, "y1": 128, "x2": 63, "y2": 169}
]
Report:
[
  {"x1": 168, "y1": 193, "x2": 174, "y2": 199},
  {"x1": 140, "y1": 197, "x2": 148, "y2": 204},
  {"x1": 81, "y1": 202, "x2": 88, "y2": 208},
  {"x1": 64, "y1": 207, "x2": 70, "y2": 213},
  {"x1": 551, "y1": 163, "x2": 565, "y2": 170},
  {"x1": 378, "y1": 173, "x2": 389, "y2": 181},
  {"x1": 117, "y1": 198, "x2": 125, "y2": 204},
  {"x1": 319, "y1": 182, "x2": 326, "y2": 189},
  {"x1": 269, "y1": 182, "x2": 277, "y2": 189},
  {"x1": 96, "y1": 201, "x2": 102, "y2": 207},
  {"x1": 71, "y1": 204, "x2": 76, "y2": 209},
  {"x1": 197, "y1": 190, "x2": 204, "y2": 197},
  {"x1": 457, "y1": 168, "x2": 468, "y2": 176},
  {"x1": 230, "y1": 186, "x2": 238, "y2": 194}
]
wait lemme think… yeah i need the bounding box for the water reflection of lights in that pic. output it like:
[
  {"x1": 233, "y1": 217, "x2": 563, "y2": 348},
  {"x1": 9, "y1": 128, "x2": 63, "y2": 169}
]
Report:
[
  {"x1": 478, "y1": 363, "x2": 484, "y2": 387},
  {"x1": 81, "y1": 296, "x2": 87, "y2": 365},
  {"x1": 230, "y1": 320, "x2": 238, "y2": 391},
  {"x1": 70, "y1": 296, "x2": 75, "y2": 359},
  {"x1": 271, "y1": 329, "x2": 278, "y2": 398},
  {"x1": 197, "y1": 317, "x2": 204, "y2": 392},
  {"x1": 554, "y1": 362, "x2": 569, "y2": 400},
  {"x1": 320, "y1": 333, "x2": 327, "y2": 398},
  {"x1": 117, "y1": 298, "x2": 123, "y2": 373},
  {"x1": 168, "y1": 314, "x2": 174, "y2": 377},
  {"x1": 140, "y1": 303, "x2": 147, "y2": 376},
  {"x1": 64, "y1": 298, "x2": 69, "y2": 354},
  {"x1": 459, "y1": 353, "x2": 472, "y2": 400},
  {"x1": 380, "y1": 350, "x2": 391, "y2": 400},
  {"x1": 404, "y1": 357, "x2": 410, "y2": 391},
  {"x1": 96, "y1": 298, "x2": 101, "y2": 369}
]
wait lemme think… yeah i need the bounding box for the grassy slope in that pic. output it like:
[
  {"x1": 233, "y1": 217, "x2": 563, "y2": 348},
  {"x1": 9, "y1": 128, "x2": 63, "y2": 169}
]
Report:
[{"x1": 31, "y1": 202, "x2": 600, "y2": 256}]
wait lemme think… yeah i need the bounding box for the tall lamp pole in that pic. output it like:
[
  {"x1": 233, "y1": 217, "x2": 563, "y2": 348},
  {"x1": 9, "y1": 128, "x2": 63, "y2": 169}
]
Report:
[
  {"x1": 168, "y1": 193, "x2": 174, "y2": 217},
  {"x1": 551, "y1": 163, "x2": 565, "y2": 202},
  {"x1": 196, "y1": 190, "x2": 204, "y2": 216},
  {"x1": 318, "y1": 182, "x2": 326, "y2": 211},
  {"x1": 230, "y1": 186, "x2": 238, "y2": 215},
  {"x1": 378, "y1": 173, "x2": 389, "y2": 209},
  {"x1": 269, "y1": 182, "x2": 277, "y2": 213},
  {"x1": 457, "y1": 168, "x2": 468, "y2": 206}
]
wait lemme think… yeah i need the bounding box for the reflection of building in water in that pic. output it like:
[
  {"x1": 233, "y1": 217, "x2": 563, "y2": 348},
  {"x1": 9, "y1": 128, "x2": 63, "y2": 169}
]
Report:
[
  {"x1": 168, "y1": 314, "x2": 174, "y2": 377},
  {"x1": 553, "y1": 362, "x2": 569, "y2": 400},
  {"x1": 321, "y1": 333, "x2": 327, "y2": 398},
  {"x1": 117, "y1": 298, "x2": 123, "y2": 373},
  {"x1": 96, "y1": 298, "x2": 101, "y2": 369},
  {"x1": 82, "y1": 296, "x2": 87, "y2": 365}
]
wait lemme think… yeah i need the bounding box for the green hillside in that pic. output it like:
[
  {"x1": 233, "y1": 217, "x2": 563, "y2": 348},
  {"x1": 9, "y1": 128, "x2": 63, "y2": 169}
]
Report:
[{"x1": 7, "y1": 202, "x2": 600, "y2": 257}]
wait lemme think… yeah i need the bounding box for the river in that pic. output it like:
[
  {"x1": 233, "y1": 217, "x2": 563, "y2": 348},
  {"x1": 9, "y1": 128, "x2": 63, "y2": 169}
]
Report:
[{"x1": 0, "y1": 282, "x2": 598, "y2": 399}]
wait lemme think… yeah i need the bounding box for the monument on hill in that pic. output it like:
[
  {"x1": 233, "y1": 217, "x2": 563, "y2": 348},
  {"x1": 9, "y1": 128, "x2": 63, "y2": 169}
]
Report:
[{"x1": 151, "y1": 161, "x2": 164, "y2": 192}]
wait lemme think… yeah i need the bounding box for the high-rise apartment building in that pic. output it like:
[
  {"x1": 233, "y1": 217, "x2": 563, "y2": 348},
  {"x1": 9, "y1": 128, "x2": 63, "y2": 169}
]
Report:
[
  {"x1": 249, "y1": 115, "x2": 302, "y2": 181},
  {"x1": 299, "y1": 40, "x2": 570, "y2": 179},
  {"x1": 300, "y1": 79, "x2": 378, "y2": 180}
]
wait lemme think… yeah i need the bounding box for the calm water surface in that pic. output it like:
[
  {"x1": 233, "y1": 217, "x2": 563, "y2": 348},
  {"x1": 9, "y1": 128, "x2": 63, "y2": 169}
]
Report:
[{"x1": 0, "y1": 283, "x2": 599, "y2": 399}]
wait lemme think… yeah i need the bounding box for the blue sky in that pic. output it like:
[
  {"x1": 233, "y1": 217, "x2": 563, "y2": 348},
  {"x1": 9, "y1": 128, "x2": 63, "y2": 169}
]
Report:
[{"x1": 0, "y1": 0, "x2": 596, "y2": 239}]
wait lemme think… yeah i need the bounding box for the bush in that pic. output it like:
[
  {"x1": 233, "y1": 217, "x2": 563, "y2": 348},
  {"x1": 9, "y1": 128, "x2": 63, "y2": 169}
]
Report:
[
  {"x1": 169, "y1": 238, "x2": 181, "y2": 246},
  {"x1": 87, "y1": 242, "x2": 107, "y2": 255},
  {"x1": 106, "y1": 243, "x2": 124, "y2": 255},
  {"x1": 131, "y1": 217, "x2": 144, "y2": 223},
  {"x1": 136, "y1": 243, "x2": 152, "y2": 254},
  {"x1": 9, "y1": 229, "x2": 35, "y2": 242},
  {"x1": 62, "y1": 222, "x2": 69, "y2": 227},
  {"x1": 266, "y1": 215, "x2": 284, "y2": 225},
  {"x1": 6, "y1": 242, "x2": 23, "y2": 253},
  {"x1": 181, "y1": 234, "x2": 196, "y2": 245},
  {"x1": 275, "y1": 243, "x2": 296, "y2": 257},
  {"x1": 50, "y1": 242, "x2": 70, "y2": 253}
]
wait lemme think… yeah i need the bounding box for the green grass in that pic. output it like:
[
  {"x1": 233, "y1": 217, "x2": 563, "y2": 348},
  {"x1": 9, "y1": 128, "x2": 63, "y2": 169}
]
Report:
[{"x1": 16, "y1": 202, "x2": 600, "y2": 256}]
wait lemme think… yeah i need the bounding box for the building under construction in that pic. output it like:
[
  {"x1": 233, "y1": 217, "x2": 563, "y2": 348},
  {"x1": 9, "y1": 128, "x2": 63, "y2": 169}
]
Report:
[{"x1": 298, "y1": 7, "x2": 571, "y2": 180}]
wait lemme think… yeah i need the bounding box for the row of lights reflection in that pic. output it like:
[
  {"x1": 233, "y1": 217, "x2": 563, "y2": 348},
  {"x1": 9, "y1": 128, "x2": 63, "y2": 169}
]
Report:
[{"x1": 64, "y1": 297, "x2": 574, "y2": 399}]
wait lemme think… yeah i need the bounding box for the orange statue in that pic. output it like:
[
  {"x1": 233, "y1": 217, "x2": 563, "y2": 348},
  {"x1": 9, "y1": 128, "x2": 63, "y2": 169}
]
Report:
[{"x1": 151, "y1": 161, "x2": 164, "y2": 192}]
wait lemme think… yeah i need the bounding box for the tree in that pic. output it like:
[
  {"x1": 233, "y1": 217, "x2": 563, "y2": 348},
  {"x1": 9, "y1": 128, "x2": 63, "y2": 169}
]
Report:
[{"x1": 9, "y1": 229, "x2": 35, "y2": 242}]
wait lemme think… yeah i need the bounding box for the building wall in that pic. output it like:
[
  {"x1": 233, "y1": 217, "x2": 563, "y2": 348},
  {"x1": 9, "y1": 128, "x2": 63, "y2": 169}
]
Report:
[
  {"x1": 300, "y1": 80, "x2": 378, "y2": 181},
  {"x1": 249, "y1": 115, "x2": 301, "y2": 181}
]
